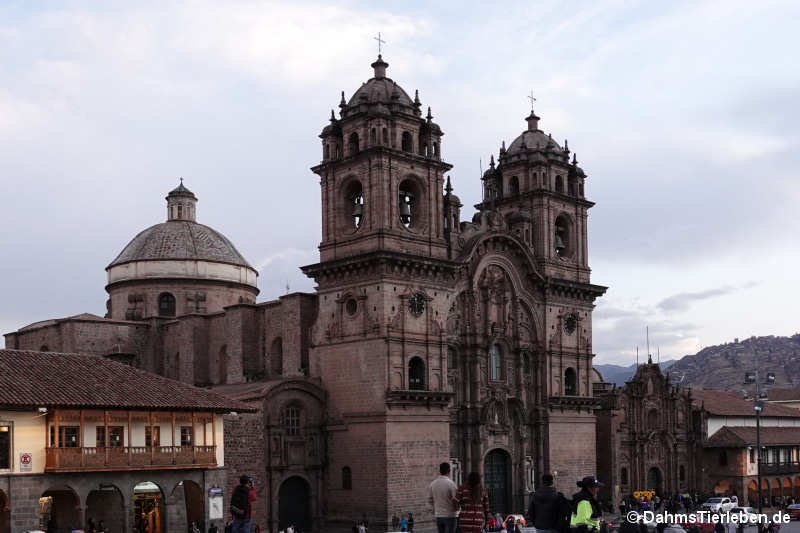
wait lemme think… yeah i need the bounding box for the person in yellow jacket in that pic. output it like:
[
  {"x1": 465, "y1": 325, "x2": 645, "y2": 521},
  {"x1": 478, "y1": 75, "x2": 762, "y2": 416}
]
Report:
[{"x1": 570, "y1": 476, "x2": 604, "y2": 533}]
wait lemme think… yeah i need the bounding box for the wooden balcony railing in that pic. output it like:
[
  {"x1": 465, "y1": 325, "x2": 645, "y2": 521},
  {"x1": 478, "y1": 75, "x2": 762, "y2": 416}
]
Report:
[
  {"x1": 760, "y1": 461, "x2": 800, "y2": 475},
  {"x1": 45, "y1": 445, "x2": 216, "y2": 472}
]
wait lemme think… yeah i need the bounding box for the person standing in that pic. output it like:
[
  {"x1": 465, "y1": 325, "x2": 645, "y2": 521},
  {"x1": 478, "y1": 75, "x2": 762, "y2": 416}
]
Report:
[
  {"x1": 230, "y1": 475, "x2": 257, "y2": 533},
  {"x1": 528, "y1": 473, "x2": 570, "y2": 533},
  {"x1": 455, "y1": 472, "x2": 490, "y2": 533},
  {"x1": 392, "y1": 514, "x2": 400, "y2": 531},
  {"x1": 570, "y1": 476, "x2": 604, "y2": 533},
  {"x1": 407, "y1": 513, "x2": 414, "y2": 533},
  {"x1": 428, "y1": 462, "x2": 459, "y2": 533}
]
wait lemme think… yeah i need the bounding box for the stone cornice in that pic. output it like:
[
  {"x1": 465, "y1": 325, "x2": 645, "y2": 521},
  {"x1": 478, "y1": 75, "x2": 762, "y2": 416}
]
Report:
[
  {"x1": 302, "y1": 250, "x2": 460, "y2": 286},
  {"x1": 546, "y1": 277, "x2": 607, "y2": 301}
]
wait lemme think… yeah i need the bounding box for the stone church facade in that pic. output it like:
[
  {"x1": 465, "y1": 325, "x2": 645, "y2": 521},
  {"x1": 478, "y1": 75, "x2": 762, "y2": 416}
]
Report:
[
  {"x1": 596, "y1": 360, "x2": 699, "y2": 505},
  {"x1": 5, "y1": 55, "x2": 606, "y2": 532}
]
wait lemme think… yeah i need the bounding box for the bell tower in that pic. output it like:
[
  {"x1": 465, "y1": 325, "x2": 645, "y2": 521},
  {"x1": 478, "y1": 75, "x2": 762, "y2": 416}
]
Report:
[
  {"x1": 304, "y1": 56, "x2": 457, "y2": 532},
  {"x1": 311, "y1": 55, "x2": 452, "y2": 262},
  {"x1": 479, "y1": 107, "x2": 592, "y2": 284}
]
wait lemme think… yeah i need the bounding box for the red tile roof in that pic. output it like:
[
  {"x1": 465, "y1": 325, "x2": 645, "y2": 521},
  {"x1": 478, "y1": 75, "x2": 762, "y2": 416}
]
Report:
[
  {"x1": 765, "y1": 388, "x2": 800, "y2": 402},
  {"x1": 690, "y1": 388, "x2": 800, "y2": 417},
  {"x1": 705, "y1": 426, "x2": 800, "y2": 447},
  {"x1": 0, "y1": 349, "x2": 255, "y2": 412}
]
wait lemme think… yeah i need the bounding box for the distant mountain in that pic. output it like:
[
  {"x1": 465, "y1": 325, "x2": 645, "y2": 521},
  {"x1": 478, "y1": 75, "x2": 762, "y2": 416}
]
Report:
[
  {"x1": 667, "y1": 334, "x2": 800, "y2": 390},
  {"x1": 595, "y1": 360, "x2": 675, "y2": 386}
]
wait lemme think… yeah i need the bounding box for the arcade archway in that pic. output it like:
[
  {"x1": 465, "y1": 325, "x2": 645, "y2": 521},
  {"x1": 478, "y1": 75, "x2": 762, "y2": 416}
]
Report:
[
  {"x1": 279, "y1": 476, "x2": 311, "y2": 533},
  {"x1": 133, "y1": 481, "x2": 165, "y2": 533},
  {"x1": 484, "y1": 449, "x2": 512, "y2": 515},
  {"x1": 0, "y1": 489, "x2": 9, "y2": 533},
  {"x1": 40, "y1": 486, "x2": 80, "y2": 533},
  {"x1": 86, "y1": 485, "x2": 124, "y2": 533}
]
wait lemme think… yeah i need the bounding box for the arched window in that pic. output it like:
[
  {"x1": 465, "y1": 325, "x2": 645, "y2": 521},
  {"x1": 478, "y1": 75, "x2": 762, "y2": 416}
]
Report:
[
  {"x1": 489, "y1": 344, "x2": 503, "y2": 381},
  {"x1": 347, "y1": 181, "x2": 364, "y2": 229},
  {"x1": 270, "y1": 337, "x2": 283, "y2": 377},
  {"x1": 409, "y1": 357, "x2": 425, "y2": 390},
  {"x1": 370, "y1": 128, "x2": 377, "y2": 145},
  {"x1": 568, "y1": 175, "x2": 577, "y2": 196},
  {"x1": 40, "y1": 345, "x2": 49, "y2": 352},
  {"x1": 401, "y1": 131, "x2": 413, "y2": 152},
  {"x1": 648, "y1": 408, "x2": 659, "y2": 429},
  {"x1": 555, "y1": 175, "x2": 564, "y2": 193},
  {"x1": 564, "y1": 367, "x2": 577, "y2": 396},
  {"x1": 348, "y1": 132, "x2": 359, "y2": 155},
  {"x1": 509, "y1": 176, "x2": 520, "y2": 196},
  {"x1": 433, "y1": 142, "x2": 440, "y2": 158},
  {"x1": 283, "y1": 405, "x2": 301, "y2": 436},
  {"x1": 621, "y1": 467, "x2": 628, "y2": 485},
  {"x1": 447, "y1": 347, "x2": 457, "y2": 370},
  {"x1": 342, "y1": 466, "x2": 352, "y2": 490},
  {"x1": 398, "y1": 179, "x2": 421, "y2": 229},
  {"x1": 158, "y1": 293, "x2": 176, "y2": 317},
  {"x1": 554, "y1": 214, "x2": 572, "y2": 257},
  {"x1": 679, "y1": 465, "x2": 686, "y2": 481},
  {"x1": 177, "y1": 204, "x2": 183, "y2": 218}
]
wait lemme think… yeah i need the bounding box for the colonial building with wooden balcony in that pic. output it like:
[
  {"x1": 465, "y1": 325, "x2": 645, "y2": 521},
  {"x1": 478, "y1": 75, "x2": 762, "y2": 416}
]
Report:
[{"x1": 0, "y1": 349, "x2": 253, "y2": 533}]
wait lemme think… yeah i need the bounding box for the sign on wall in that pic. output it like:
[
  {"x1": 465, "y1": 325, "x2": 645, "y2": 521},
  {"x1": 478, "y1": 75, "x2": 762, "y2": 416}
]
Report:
[
  {"x1": 209, "y1": 488, "x2": 224, "y2": 520},
  {"x1": 20, "y1": 452, "x2": 32, "y2": 472}
]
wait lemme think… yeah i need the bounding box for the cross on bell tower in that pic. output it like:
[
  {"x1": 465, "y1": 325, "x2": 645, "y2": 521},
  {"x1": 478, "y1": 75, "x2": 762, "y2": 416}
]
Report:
[{"x1": 374, "y1": 32, "x2": 385, "y2": 55}]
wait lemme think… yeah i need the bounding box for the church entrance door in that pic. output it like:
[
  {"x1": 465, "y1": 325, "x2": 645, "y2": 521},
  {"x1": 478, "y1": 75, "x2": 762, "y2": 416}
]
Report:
[
  {"x1": 484, "y1": 449, "x2": 511, "y2": 515},
  {"x1": 647, "y1": 467, "x2": 663, "y2": 495},
  {"x1": 279, "y1": 476, "x2": 311, "y2": 533}
]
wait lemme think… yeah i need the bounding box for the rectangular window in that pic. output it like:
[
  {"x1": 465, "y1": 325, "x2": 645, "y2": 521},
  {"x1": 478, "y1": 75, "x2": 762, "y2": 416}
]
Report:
[
  {"x1": 108, "y1": 426, "x2": 123, "y2": 448},
  {"x1": 0, "y1": 424, "x2": 11, "y2": 470},
  {"x1": 60, "y1": 426, "x2": 80, "y2": 448},
  {"x1": 96, "y1": 427, "x2": 106, "y2": 448},
  {"x1": 750, "y1": 448, "x2": 756, "y2": 464},
  {"x1": 145, "y1": 426, "x2": 161, "y2": 447},
  {"x1": 180, "y1": 426, "x2": 193, "y2": 446},
  {"x1": 285, "y1": 407, "x2": 300, "y2": 436}
]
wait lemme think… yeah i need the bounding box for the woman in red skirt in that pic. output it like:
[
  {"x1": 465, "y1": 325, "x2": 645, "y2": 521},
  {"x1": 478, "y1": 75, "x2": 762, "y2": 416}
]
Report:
[{"x1": 456, "y1": 472, "x2": 490, "y2": 533}]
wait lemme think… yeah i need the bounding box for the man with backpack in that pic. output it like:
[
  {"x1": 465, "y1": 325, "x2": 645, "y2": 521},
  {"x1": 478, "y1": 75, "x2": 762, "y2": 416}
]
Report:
[
  {"x1": 528, "y1": 473, "x2": 571, "y2": 533},
  {"x1": 230, "y1": 475, "x2": 257, "y2": 533}
]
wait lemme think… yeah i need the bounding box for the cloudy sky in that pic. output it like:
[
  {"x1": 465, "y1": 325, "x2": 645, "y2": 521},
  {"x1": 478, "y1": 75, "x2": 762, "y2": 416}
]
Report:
[{"x1": 1, "y1": 0, "x2": 798, "y2": 364}]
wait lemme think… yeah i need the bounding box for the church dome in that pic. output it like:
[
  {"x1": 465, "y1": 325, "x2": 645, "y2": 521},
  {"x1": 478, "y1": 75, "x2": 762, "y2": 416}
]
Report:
[
  {"x1": 505, "y1": 110, "x2": 565, "y2": 157},
  {"x1": 105, "y1": 181, "x2": 258, "y2": 321},
  {"x1": 343, "y1": 56, "x2": 418, "y2": 116},
  {"x1": 348, "y1": 77, "x2": 414, "y2": 107},
  {"x1": 108, "y1": 221, "x2": 252, "y2": 269}
]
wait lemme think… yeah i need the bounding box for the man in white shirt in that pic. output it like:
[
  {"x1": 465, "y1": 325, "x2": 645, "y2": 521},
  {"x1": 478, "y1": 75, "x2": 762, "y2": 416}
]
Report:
[{"x1": 428, "y1": 462, "x2": 458, "y2": 533}]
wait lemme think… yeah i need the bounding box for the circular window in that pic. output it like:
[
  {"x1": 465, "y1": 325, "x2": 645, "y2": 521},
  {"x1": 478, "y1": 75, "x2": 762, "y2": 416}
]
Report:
[{"x1": 345, "y1": 298, "x2": 358, "y2": 316}]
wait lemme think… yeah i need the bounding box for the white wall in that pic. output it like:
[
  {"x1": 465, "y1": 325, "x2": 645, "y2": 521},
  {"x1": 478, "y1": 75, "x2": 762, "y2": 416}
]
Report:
[{"x1": 0, "y1": 409, "x2": 46, "y2": 474}]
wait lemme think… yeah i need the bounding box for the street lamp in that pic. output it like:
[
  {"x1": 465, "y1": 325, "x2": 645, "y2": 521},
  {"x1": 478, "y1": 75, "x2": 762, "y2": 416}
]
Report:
[{"x1": 744, "y1": 369, "x2": 775, "y2": 517}]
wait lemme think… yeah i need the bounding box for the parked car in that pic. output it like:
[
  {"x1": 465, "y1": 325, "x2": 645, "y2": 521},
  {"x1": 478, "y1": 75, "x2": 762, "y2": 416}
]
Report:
[
  {"x1": 730, "y1": 507, "x2": 759, "y2": 524},
  {"x1": 664, "y1": 525, "x2": 687, "y2": 533},
  {"x1": 701, "y1": 497, "x2": 735, "y2": 513},
  {"x1": 785, "y1": 503, "x2": 800, "y2": 520}
]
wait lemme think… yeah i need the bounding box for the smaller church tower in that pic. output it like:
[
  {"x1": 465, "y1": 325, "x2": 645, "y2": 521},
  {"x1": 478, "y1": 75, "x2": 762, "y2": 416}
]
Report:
[{"x1": 480, "y1": 108, "x2": 592, "y2": 284}]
